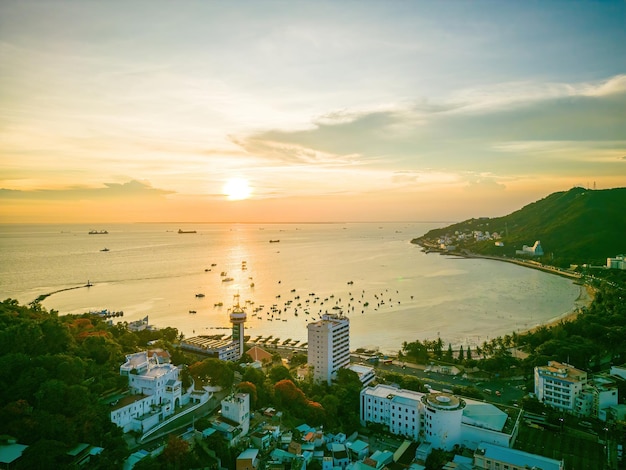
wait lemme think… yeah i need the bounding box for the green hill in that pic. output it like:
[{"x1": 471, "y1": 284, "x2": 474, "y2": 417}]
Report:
[{"x1": 413, "y1": 187, "x2": 626, "y2": 267}]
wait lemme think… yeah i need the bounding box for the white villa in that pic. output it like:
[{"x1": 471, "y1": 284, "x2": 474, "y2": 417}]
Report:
[{"x1": 110, "y1": 349, "x2": 208, "y2": 434}]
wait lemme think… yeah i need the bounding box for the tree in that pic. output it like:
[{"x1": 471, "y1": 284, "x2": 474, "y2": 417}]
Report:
[
  {"x1": 466, "y1": 345, "x2": 472, "y2": 362},
  {"x1": 290, "y1": 353, "x2": 308, "y2": 367},
  {"x1": 458, "y1": 345, "x2": 464, "y2": 362},
  {"x1": 274, "y1": 379, "x2": 306, "y2": 408},
  {"x1": 445, "y1": 343, "x2": 453, "y2": 362},
  {"x1": 269, "y1": 365, "x2": 292, "y2": 383},
  {"x1": 237, "y1": 381, "x2": 258, "y2": 408},
  {"x1": 188, "y1": 358, "x2": 234, "y2": 389},
  {"x1": 162, "y1": 435, "x2": 190, "y2": 468},
  {"x1": 402, "y1": 340, "x2": 428, "y2": 364},
  {"x1": 434, "y1": 337, "x2": 443, "y2": 359}
]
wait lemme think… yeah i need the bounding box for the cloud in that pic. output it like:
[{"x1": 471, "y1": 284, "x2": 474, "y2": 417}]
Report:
[
  {"x1": 234, "y1": 74, "x2": 626, "y2": 179},
  {"x1": 0, "y1": 180, "x2": 173, "y2": 200},
  {"x1": 463, "y1": 177, "x2": 507, "y2": 192}
]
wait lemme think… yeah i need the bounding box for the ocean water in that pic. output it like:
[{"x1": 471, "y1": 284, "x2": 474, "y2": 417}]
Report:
[{"x1": 0, "y1": 223, "x2": 582, "y2": 353}]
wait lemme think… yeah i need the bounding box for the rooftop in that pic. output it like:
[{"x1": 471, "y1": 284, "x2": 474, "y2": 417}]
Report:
[
  {"x1": 537, "y1": 361, "x2": 587, "y2": 383},
  {"x1": 477, "y1": 442, "x2": 563, "y2": 470},
  {"x1": 461, "y1": 402, "x2": 508, "y2": 432}
]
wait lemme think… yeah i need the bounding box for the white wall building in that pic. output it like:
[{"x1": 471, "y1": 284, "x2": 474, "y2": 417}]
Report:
[
  {"x1": 607, "y1": 254, "x2": 626, "y2": 270},
  {"x1": 474, "y1": 442, "x2": 564, "y2": 470},
  {"x1": 610, "y1": 364, "x2": 626, "y2": 380},
  {"x1": 421, "y1": 394, "x2": 465, "y2": 450},
  {"x1": 516, "y1": 240, "x2": 544, "y2": 256},
  {"x1": 535, "y1": 361, "x2": 619, "y2": 419},
  {"x1": 111, "y1": 350, "x2": 185, "y2": 433},
  {"x1": 346, "y1": 364, "x2": 376, "y2": 386},
  {"x1": 360, "y1": 384, "x2": 520, "y2": 451},
  {"x1": 307, "y1": 314, "x2": 350, "y2": 384},
  {"x1": 181, "y1": 335, "x2": 240, "y2": 361},
  {"x1": 534, "y1": 361, "x2": 587, "y2": 412},
  {"x1": 221, "y1": 392, "x2": 251, "y2": 436}
]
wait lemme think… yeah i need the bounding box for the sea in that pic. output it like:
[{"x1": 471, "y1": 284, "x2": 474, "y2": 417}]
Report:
[{"x1": 0, "y1": 222, "x2": 583, "y2": 354}]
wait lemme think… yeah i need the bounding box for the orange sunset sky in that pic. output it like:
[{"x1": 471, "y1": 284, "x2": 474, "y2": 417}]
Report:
[{"x1": 1, "y1": 1, "x2": 625, "y2": 223}]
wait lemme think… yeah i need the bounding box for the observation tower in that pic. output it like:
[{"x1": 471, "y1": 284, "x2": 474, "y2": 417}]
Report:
[{"x1": 229, "y1": 293, "x2": 247, "y2": 359}]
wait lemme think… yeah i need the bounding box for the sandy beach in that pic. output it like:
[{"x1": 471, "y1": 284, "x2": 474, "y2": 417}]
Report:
[{"x1": 525, "y1": 283, "x2": 595, "y2": 334}]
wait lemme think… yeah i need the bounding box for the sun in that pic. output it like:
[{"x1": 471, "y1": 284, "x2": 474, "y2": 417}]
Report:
[{"x1": 223, "y1": 177, "x2": 252, "y2": 200}]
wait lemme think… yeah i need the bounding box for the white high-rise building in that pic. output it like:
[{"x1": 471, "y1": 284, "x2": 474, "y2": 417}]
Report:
[{"x1": 307, "y1": 313, "x2": 350, "y2": 384}]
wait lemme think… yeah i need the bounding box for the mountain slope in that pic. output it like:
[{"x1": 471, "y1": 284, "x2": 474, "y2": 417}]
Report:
[{"x1": 413, "y1": 187, "x2": 626, "y2": 266}]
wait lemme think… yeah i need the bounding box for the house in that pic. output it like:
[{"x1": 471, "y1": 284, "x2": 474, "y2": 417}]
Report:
[
  {"x1": 247, "y1": 345, "x2": 274, "y2": 364},
  {"x1": 346, "y1": 364, "x2": 376, "y2": 386},
  {"x1": 346, "y1": 439, "x2": 369, "y2": 461},
  {"x1": 0, "y1": 439, "x2": 28, "y2": 469},
  {"x1": 251, "y1": 430, "x2": 272, "y2": 450},
  {"x1": 236, "y1": 448, "x2": 259, "y2": 470},
  {"x1": 110, "y1": 350, "x2": 188, "y2": 434},
  {"x1": 210, "y1": 393, "x2": 250, "y2": 445},
  {"x1": 607, "y1": 255, "x2": 626, "y2": 270},
  {"x1": 330, "y1": 443, "x2": 349, "y2": 468}
]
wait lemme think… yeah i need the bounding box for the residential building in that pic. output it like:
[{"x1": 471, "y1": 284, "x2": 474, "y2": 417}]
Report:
[
  {"x1": 307, "y1": 314, "x2": 350, "y2": 384},
  {"x1": 611, "y1": 364, "x2": 626, "y2": 380},
  {"x1": 607, "y1": 254, "x2": 626, "y2": 270},
  {"x1": 535, "y1": 361, "x2": 619, "y2": 419},
  {"x1": 534, "y1": 361, "x2": 587, "y2": 412},
  {"x1": 577, "y1": 374, "x2": 619, "y2": 420},
  {"x1": 346, "y1": 364, "x2": 376, "y2": 386},
  {"x1": 221, "y1": 393, "x2": 250, "y2": 437},
  {"x1": 236, "y1": 448, "x2": 259, "y2": 470},
  {"x1": 473, "y1": 442, "x2": 564, "y2": 470},
  {"x1": 360, "y1": 384, "x2": 521, "y2": 451},
  {"x1": 111, "y1": 350, "x2": 186, "y2": 433}
]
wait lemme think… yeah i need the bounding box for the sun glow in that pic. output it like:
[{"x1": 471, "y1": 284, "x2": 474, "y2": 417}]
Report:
[{"x1": 223, "y1": 178, "x2": 252, "y2": 200}]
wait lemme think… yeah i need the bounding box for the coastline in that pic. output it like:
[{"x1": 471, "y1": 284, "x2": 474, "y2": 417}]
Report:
[
  {"x1": 412, "y1": 238, "x2": 594, "y2": 336},
  {"x1": 524, "y1": 283, "x2": 594, "y2": 334}
]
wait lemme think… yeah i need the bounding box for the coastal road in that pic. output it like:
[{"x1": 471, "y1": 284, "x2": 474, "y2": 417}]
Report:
[{"x1": 362, "y1": 359, "x2": 527, "y2": 404}]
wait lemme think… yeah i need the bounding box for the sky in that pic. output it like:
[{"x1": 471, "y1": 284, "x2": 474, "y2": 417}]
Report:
[{"x1": 1, "y1": 1, "x2": 625, "y2": 223}]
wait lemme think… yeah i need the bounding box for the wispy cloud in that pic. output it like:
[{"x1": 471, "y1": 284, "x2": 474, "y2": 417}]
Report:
[{"x1": 0, "y1": 180, "x2": 173, "y2": 200}]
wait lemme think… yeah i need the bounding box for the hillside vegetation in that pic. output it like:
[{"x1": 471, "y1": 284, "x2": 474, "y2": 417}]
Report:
[{"x1": 413, "y1": 187, "x2": 626, "y2": 267}]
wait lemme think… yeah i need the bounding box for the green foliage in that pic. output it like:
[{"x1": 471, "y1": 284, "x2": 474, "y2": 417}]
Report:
[
  {"x1": 380, "y1": 372, "x2": 427, "y2": 393},
  {"x1": 237, "y1": 381, "x2": 258, "y2": 408},
  {"x1": 516, "y1": 285, "x2": 626, "y2": 373},
  {"x1": 425, "y1": 448, "x2": 453, "y2": 470},
  {"x1": 269, "y1": 365, "x2": 293, "y2": 383},
  {"x1": 414, "y1": 187, "x2": 626, "y2": 266},
  {"x1": 0, "y1": 299, "x2": 128, "y2": 467},
  {"x1": 188, "y1": 358, "x2": 235, "y2": 389},
  {"x1": 289, "y1": 352, "x2": 308, "y2": 367},
  {"x1": 402, "y1": 340, "x2": 428, "y2": 364}
]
